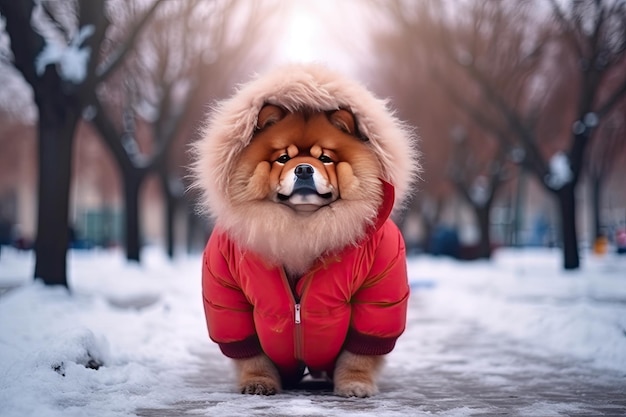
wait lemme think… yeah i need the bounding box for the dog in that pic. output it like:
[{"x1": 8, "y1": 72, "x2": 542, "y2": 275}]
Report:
[{"x1": 193, "y1": 64, "x2": 419, "y2": 397}]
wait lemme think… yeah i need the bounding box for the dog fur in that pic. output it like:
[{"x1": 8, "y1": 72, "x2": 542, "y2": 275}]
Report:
[{"x1": 227, "y1": 105, "x2": 383, "y2": 276}]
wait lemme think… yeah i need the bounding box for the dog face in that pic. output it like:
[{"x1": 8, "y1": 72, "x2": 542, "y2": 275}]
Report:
[{"x1": 229, "y1": 105, "x2": 381, "y2": 215}]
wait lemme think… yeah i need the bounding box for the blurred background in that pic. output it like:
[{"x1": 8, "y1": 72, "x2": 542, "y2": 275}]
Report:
[{"x1": 0, "y1": 0, "x2": 625, "y2": 285}]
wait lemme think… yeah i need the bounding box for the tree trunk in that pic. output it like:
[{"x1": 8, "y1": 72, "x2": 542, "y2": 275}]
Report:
[
  {"x1": 590, "y1": 175, "x2": 602, "y2": 240},
  {"x1": 33, "y1": 101, "x2": 79, "y2": 287},
  {"x1": 0, "y1": 2, "x2": 81, "y2": 287},
  {"x1": 161, "y1": 175, "x2": 176, "y2": 259},
  {"x1": 512, "y1": 167, "x2": 527, "y2": 247},
  {"x1": 475, "y1": 205, "x2": 492, "y2": 259},
  {"x1": 186, "y1": 205, "x2": 211, "y2": 254},
  {"x1": 32, "y1": 66, "x2": 80, "y2": 287},
  {"x1": 165, "y1": 196, "x2": 175, "y2": 259},
  {"x1": 123, "y1": 172, "x2": 143, "y2": 263},
  {"x1": 556, "y1": 183, "x2": 580, "y2": 270}
]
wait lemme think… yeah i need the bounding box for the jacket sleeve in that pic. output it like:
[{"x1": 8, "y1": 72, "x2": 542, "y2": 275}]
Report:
[
  {"x1": 345, "y1": 221, "x2": 410, "y2": 356},
  {"x1": 202, "y1": 231, "x2": 263, "y2": 359}
]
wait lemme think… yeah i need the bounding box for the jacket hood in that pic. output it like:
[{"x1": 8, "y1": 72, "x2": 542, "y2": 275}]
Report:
[{"x1": 192, "y1": 63, "x2": 420, "y2": 219}]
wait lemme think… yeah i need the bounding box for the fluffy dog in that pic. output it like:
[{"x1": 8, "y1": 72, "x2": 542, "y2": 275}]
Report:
[{"x1": 193, "y1": 64, "x2": 419, "y2": 397}]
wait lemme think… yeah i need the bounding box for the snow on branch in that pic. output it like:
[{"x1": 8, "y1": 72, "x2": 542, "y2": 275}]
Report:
[
  {"x1": 572, "y1": 112, "x2": 599, "y2": 135},
  {"x1": 35, "y1": 24, "x2": 94, "y2": 84},
  {"x1": 544, "y1": 151, "x2": 573, "y2": 190},
  {"x1": 469, "y1": 176, "x2": 490, "y2": 207}
]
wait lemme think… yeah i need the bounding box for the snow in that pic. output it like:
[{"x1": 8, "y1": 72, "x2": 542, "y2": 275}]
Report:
[
  {"x1": 544, "y1": 151, "x2": 573, "y2": 190},
  {"x1": 81, "y1": 105, "x2": 97, "y2": 121},
  {"x1": 1, "y1": 246, "x2": 625, "y2": 416},
  {"x1": 410, "y1": 249, "x2": 626, "y2": 371},
  {"x1": 572, "y1": 113, "x2": 599, "y2": 136},
  {"x1": 35, "y1": 25, "x2": 94, "y2": 84},
  {"x1": 469, "y1": 175, "x2": 489, "y2": 206},
  {"x1": 572, "y1": 120, "x2": 586, "y2": 136},
  {"x1": 583, "y1": 112, "x2": 599, "y2": 128}
]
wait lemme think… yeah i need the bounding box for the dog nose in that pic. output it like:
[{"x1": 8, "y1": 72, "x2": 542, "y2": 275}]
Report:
[{"x1": 294, "y1": 164, "x2": 314, "y2": 180}]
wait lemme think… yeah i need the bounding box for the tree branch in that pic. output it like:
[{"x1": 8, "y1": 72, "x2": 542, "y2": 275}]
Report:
[
  {"x1": 0, "y1": 0, "x2": 45, "y2": 87},
  {"x1": 96, "y1": 0, "x2": 164, "y2": 82},
  {"x1": 41, "y1": 1, "x2": 70, "y2": 43},
  {"x1": 457, "y1": 59, "x2": 549, "y2": 179},
  {"x1": 548, "y1": 0, "x2": 584, "y2": 58},
  {"x1": 89, "y1": 92, "x2": 134, "y2": 174},
  {"x1": 596, "y1": 74, "x2": 626, "y2": 117}
]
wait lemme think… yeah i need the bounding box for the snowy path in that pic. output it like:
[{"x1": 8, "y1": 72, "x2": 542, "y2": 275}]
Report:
[
  {"x1": 136, "y1": 294, "x2": 626, "y2": 417},
  {"x1": 2, "y1": 248, "x2": 626, "y2": 417}
]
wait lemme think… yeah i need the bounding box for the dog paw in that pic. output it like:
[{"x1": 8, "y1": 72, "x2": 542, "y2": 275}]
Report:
[
  {"x1": 240, "y1": 377, "x2": 279, "y2": 395},
  {"x1": 333, "y1": 351, "x2": 384, "y2": 398},
  {"x1": 334, "y1": 380, "x2": 378, "y2": 398},
  {"x1": 235, "y1": 354, "x2": 281, "y2": 395}
]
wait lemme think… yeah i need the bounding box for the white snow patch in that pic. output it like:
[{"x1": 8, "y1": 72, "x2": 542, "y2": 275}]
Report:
[
  {"x1": 0, "y1": 246, "x2": 625, "y2": 416},
  {"x1": 82, "y1": 105, "x2": 97, "y2": 121},
  {"x1": 409, "y1": 248, "x2": 626, "y2": 372},
  {"x1": 35, "y1": 25, "x2": 94, "y2": 84},
  {"x1": 545, "y1": 151, "x2": 573, "y2": 190},
  {"x1": 469, "y1": 175, "x2": 489, "y2": 206},
  {"x1": 516, "y1": 401, "x2": 588, "y2": 417},
  {"x1": 572, "y1": 120, "x2": 586, "y2": 135},
  {"x1": 583, "y1": 112, "x2": 598, "y2": 128}
]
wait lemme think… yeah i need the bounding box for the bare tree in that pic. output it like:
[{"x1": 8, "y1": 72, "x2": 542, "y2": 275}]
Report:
[
  {"x1": 89, "y1": 0, "x2": 277, "y2": 261},
  {"x1": 546, "y1": 0, "x2": 626, "y2": 265},
  {"x1": 448, "y1": 126, "x2": 509, "y2": 258},
  {"x1": 586, "y1": 103, "x2": 626, "y2": 241},
  {"x1": 375, "y1": 0, "x2": 626, "y2": 269},
  {"x1": 367, "y1": 1, "x2": 525, "y2": 258},
  {"x1": 0, "y1": 0, "x2": 161, "y2": 286}
]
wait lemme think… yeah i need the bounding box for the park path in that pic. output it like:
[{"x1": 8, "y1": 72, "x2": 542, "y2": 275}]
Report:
[{"x1": 136, "y1": 296, "x2": 626, "y2": 417}]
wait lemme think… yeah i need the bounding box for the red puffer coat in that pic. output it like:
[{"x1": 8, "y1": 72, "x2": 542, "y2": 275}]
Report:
[{"x1": 202, "y1": 182, "x2": 409, "y2": 384}]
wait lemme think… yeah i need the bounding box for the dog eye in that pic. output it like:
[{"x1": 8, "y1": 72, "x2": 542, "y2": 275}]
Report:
[
  {"x1": 319, "y1": 154, "x2": 333, "y2": 164},
  {"x1": 275, "y1": 154, "x2": 291, "y2": 164}
]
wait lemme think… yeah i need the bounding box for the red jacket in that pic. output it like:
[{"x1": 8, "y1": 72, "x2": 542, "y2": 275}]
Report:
[{"x1": 202, "y1": 184, "x2": 409, "y2": 383}]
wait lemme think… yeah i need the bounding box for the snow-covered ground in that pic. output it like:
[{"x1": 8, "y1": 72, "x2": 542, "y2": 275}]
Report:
[{"x1": 1, "y1": 246, "x2": 625, "y2": 417}]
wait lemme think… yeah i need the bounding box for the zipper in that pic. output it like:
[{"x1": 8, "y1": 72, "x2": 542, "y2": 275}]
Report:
[
  {"x1": 294, "y1": 303, "x2": 301, "y2": 324},
  {"x1": 294, "y1": 302, "x2": 304, "y2": 360},
  {"x1": 280, "y1": 269, "x2": 311, "y2": 361}
]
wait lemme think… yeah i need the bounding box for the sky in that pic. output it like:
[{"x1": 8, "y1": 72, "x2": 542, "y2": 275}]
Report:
[{"x1": 273, "y1": 0, "x2": 377, "y2": 76}]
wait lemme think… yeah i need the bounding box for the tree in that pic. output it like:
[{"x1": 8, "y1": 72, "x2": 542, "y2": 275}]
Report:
[
  {"x1": 546, "y1": 0, "x2": 626, "y2": 267},
  {"x1": 448, "y1": 126, "x2": 509, "y2": 259},
  {"x1": 586, "y1": 103, "x2": 626, "y2": 241},
  {"x1": 0, "y1": 0, "x2": 162, "y2": 286},
  {"x1": 366, "y1": 1, "x2": 525, "y2": 257},
  {"x1": 90, "y1": 0, "x2": 276, "y2": 261},
  {"x1": 376, "y1": 0, "x2": 626, "y2": 269}
]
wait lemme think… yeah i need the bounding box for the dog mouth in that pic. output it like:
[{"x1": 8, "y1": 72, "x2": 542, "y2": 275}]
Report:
[
  {"x1": 277, "y1": 186, "x2": 335, "y2": 211},
  {"x1": 277, "y1": 181, "x2": 333, "y2": 201},
  {"x1": 276, "y1": 167, "x2": 336, "y2": 212}
]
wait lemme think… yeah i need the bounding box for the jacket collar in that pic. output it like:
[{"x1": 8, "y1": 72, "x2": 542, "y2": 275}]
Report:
[
  {"x1": 315, "y1": 179, "x2": 395, "y2": 270},
  {"x1": 370, "y1": 179, "x2": 395, "y2": 234}
]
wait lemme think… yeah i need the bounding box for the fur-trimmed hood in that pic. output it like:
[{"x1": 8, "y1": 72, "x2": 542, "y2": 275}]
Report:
[{"x1": 192, "y1": 63, "x2": 420, "y2": 221}]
